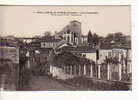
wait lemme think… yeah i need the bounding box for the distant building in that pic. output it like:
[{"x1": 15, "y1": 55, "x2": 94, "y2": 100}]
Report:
[
  {"x1": 0, "y1": 36, "x2": 19, "y2": 47},
  {"x1": 0, "y1": 46, "x2": 19, "y2": 64},
  {"x1": 41, "y1": 38, "x2": 61, "y2": 49},
  {"x1": 56, "y1": 20, "x2": 85, "y2": 45},
  {"x1": 55, "y1": 44, "x2": 96, "y2": 61},
  {"x1": 81, "y1": 35, "x2": 88, "y2": 45},
  {"x1": 0, "y1": 36, "x2": 19, "y2": 64}
]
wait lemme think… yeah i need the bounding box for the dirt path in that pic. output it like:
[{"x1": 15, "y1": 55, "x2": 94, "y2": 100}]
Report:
[{"x1": 28, "y1": 76, "x2": 77, "y2": 91}]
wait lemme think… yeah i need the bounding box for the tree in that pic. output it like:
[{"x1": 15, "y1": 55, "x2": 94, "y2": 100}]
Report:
[
  {"x1": 93, "y1": 33, "x2": 99, "y2": 44},
  {"x1": 43, "y1": 31, "x2": 52, "y2": 37},
  {"x1": 114, "y1": 32, "x2": 124, "y2": 43},
  {"x1": 105, "y1": 32, "x2": 126, "y2": 44},
  {"x1": 87, "y1": 30, "x2": 100, "y2": 46},
  {"x1": 32, "y1": 35, "x2": 41, "y2": 42},
  {"x1": 87, "y1": 30, "x2": 93, "y2": 45},
  {"x1": 105, "y1": 33, "x2": 114, "y2": 42}
]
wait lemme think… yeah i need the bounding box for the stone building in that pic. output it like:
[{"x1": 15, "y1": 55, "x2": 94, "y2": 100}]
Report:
[{"x1": 56, "y1": 20, "x2": 83, "y2": 45}]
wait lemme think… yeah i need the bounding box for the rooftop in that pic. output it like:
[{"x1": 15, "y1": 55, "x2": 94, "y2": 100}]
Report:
[
  {"x1": 57, "y1": 45, "x2": 96, "y2": 53},
  {"x1": 52, "y1": 51, "x2": 94, "y2": 66}
]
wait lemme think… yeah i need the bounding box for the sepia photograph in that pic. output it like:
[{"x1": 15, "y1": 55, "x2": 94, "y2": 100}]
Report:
[{"x1": 0, "y1": 5, "x2": 132, "y2": 91}]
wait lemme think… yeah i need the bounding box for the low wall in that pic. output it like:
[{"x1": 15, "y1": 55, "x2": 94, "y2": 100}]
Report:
[{"x1": 50, "y1": 65, "x2": 74, "y2": 80}]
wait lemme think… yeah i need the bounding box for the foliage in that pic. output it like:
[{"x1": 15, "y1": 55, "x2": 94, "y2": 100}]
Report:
[
  {"x1": 105, "y1": 32, "x2": 126, "y2": 43},
  {"x1": 43, "y1": 31, "x2": 52, "y2": 37},
  {"x1": 87, "y1": 30, "x2": 93, "y2": 44},
  {"x1": 87, "y1": 30, "x2": 100, "y2": 46},
  {"x1": 104, "y1": 56, "x2": 119, "y2": 65}
]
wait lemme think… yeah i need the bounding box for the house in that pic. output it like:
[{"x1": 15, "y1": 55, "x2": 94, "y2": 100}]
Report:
[
  {"x1": 0, "y1": 36, "x2": 19, "y2": 47},
  {"x1": 0, "y1": 46, "x2": 19, "y2": 64},
  {"x1": 0, "y1": 37, "x2": 19, "y2": 64},
  {"x1": 55, "y1": 44, "x2": 97, "y2": 62},
  {"x1": 40, "y1": 36, "x2": 62, "y2": 49}
]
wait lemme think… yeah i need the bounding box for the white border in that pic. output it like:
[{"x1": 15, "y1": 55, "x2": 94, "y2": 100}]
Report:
[{"x1": 0, "y1": 0, "x2": 135, "y2": 5}]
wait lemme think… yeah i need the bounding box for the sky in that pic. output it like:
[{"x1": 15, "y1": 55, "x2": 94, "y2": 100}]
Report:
[{"x1": 0, "y1": 5, "x2": 131, "y2": 37}]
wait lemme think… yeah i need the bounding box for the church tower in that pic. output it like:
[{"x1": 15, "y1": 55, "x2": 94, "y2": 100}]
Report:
[{"x1": 57, "y1": 20, "x2": 82, "y2": 45}]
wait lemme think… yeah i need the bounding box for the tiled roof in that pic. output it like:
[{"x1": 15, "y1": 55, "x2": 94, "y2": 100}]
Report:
[
  {"x1": 52, "y1": 51, "x2": 94, "y2": 66},
  {"x1": 58, "y1": 45, "x2": 96, "y2": 53}
]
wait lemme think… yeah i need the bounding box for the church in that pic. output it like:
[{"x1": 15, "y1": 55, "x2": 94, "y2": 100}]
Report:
[{"x1": 55, "y1": 20, "x2": 87, "y2": 46}]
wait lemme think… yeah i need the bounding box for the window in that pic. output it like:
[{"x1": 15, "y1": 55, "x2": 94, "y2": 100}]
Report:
[
  {"x1": 41, "y1": 42, "x2": 45, "y2": 48},
  {"x1": 108, "y1": 52, "x2": 111, "y2": 57},
  {"x1": 67, "y1": 29, "x2": 71, "y2": 34}
]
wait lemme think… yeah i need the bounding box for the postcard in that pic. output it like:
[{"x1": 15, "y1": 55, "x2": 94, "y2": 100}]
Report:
[{"x1": 0, "y1": 5, "x2": 132, "y2": 92}]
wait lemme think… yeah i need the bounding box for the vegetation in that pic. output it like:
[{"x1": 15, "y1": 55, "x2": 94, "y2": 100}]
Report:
[
  {"x1": 87, "y1": 30, "x2": 100, "y2": 46},
  {"x1": 87, "y1": 31, "x2": 131, "y2": 47}
]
